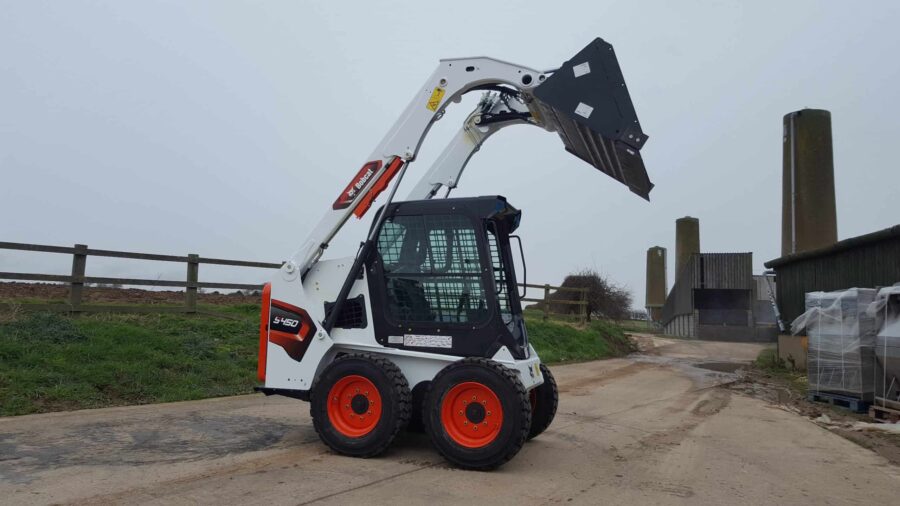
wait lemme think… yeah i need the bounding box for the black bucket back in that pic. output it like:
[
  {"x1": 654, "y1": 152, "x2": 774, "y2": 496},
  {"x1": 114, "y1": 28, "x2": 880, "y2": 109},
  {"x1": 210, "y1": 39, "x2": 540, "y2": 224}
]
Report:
[{"x1": 532, "y1": 37, "x2": 653, "y2": 200}]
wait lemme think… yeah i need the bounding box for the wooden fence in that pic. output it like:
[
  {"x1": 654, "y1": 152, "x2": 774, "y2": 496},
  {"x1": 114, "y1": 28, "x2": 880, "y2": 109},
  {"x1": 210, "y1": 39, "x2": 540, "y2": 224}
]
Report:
[
  {"x1": 520, "y1": 283, "x2": 589, "y2": 324},
  {"x1": 0, "y1": 241, "x2": 281, "y2": 315},
  {"x1": 0, "y1": 241, "x2": 588, "y2": 322}
]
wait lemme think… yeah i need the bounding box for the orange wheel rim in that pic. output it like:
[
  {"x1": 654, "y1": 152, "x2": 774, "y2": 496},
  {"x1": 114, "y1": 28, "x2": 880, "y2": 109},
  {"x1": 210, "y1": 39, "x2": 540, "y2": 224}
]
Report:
[
  {"x1": 440, "y1": 382, "x2": 504, "y2": 448},
  {"x1": 327, "y1": 375, "x2": 382, "y2": 438}
]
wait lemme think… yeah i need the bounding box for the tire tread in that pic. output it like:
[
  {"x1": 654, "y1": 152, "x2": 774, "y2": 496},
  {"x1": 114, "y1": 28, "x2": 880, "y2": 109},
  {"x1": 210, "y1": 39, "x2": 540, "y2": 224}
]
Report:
[{"x1": 527, "y1": 363, "x2": 558, "y2": 440}]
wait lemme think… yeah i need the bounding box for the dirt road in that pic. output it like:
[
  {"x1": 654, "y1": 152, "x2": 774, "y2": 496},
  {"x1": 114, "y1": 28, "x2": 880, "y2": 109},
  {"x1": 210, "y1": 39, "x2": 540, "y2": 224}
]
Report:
[{"x1": 2, "y1": 336, "x2": 898, "y2": 505}]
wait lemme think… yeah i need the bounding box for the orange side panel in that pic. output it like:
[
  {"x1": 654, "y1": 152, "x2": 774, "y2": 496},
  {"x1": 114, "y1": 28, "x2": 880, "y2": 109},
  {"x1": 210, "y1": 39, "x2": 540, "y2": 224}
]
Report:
[
  {"x1": 257, "y1": 283, "x2": 272, "y2": 382},
  {"x1": 353, "y1": 157, "x2": 404, "y2": 218}
]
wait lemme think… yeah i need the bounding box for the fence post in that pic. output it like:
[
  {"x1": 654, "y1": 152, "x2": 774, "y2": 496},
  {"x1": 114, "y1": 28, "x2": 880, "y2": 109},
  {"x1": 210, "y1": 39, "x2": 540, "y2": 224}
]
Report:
[
  {"x1": 543, "y1": 284, "x2": 551, "y2": 321},
  {"x1": 185, "y1": 253, "x2": 199, "y2": 313},
  {"x1": 579, "y1": 288, "x2": 588, "y2": 325},
  {"x1": 69, "y1": 244, "x2": 87, "y2": 310}
]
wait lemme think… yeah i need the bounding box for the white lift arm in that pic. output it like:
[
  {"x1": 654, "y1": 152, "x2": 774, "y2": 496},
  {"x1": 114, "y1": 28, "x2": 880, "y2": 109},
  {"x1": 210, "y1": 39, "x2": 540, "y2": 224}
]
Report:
[{"x1": 286, "y1": 57, "x2": 550, "y2": 278}]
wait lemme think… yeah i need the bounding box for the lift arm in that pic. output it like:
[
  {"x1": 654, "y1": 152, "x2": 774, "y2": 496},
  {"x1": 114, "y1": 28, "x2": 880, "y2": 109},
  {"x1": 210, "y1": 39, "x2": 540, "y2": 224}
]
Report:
[
  {"x1": 408, "y1": 91, "x2": 533, "y2": 200},
  {"x1": 287, "y1": 56, "x2": 550, "y2": 277},
  {"x1": 286, "y1": 38, "x2": 653, "y2": 282}
]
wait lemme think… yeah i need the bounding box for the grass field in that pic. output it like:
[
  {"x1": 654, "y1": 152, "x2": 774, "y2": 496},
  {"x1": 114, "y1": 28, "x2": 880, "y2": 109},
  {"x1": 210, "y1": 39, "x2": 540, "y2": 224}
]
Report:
[{"x1": 0, "y1": 305, "x2": 634, "y2": 416}]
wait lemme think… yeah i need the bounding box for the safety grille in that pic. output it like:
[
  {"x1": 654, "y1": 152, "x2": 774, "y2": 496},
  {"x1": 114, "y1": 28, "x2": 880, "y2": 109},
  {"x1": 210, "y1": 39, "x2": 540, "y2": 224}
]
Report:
[
  {"x1": 377, "y1": 214, "x2": 487, "y2": 323},
  {"x1": 324, "y1": 295, "x2": 368, "y2": 329}
]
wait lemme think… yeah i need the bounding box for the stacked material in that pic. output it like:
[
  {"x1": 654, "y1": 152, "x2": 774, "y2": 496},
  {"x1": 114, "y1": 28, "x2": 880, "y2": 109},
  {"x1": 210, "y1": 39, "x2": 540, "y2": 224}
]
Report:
[
  {"x1": 870, "y1": 286, "x2": 900, "y2": 409},
  {"x1": 792, "y1": 288, "x2": 877, "y2": 400}
]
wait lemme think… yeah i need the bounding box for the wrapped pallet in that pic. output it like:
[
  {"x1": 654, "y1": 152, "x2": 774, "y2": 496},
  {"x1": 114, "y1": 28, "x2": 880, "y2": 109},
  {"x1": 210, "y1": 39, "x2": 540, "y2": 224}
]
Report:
[
  {"x1": 869, "y1": 286, "x2": 900, "y2": 410},
  {"x1": 791, "y1": 288, "x2": 877, "y2": 401}
]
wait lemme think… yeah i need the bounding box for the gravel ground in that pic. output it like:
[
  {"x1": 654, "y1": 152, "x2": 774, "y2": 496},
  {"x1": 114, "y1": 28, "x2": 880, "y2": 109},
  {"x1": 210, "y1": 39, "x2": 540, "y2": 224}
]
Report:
[{"x1": 2, "y1": 336, "x2": 898, "y2": 505}]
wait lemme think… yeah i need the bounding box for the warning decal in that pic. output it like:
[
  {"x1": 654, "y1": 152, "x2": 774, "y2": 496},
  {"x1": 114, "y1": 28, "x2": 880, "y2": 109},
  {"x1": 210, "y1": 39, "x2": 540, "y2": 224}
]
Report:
[
  {"x1": 573, "y1": 61, "x2": 591, "y2": 78},
  {"x1": 403, "y1": 334, "x2": 452, "y2": 348},
  {"x1": 574, "y1": 102, "x2": 594, "y2": 119},
  {"x1": 426, "y1": 87, "x2": 446, "y2": 111}
]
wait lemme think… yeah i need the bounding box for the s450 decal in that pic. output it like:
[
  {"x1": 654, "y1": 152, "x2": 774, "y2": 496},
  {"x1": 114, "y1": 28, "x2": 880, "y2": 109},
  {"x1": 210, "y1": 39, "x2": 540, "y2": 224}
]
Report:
[
  {"x1": 272, "y1": 316, "x2": 299, "y2": 328},
  {"x1": 267, "y1": 300, "x2": 316, "y2": 362}
]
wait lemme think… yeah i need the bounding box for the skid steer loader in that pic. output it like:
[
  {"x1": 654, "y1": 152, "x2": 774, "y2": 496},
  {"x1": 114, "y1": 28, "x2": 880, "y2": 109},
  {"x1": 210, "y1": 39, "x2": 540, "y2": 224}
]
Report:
[{"x1": 256, "y1": 38, "x2": 652, "y2": 470}]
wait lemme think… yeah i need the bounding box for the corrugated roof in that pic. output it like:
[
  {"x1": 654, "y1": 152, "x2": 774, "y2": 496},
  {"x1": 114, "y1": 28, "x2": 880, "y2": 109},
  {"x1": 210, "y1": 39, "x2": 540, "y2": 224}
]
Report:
[{"x1": 766, "y1": 224, "x2": 900, "y2": 268}]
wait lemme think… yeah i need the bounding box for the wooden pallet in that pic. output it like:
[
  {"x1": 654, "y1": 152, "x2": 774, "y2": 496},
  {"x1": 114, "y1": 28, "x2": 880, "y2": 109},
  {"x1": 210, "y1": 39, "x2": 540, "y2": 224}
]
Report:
[
  {"x1": 869, "y1": 404, "x2": 900, "y2": 423},
  {"x1": 807, "y1": 392, "x2": 870, "y2": 413}
]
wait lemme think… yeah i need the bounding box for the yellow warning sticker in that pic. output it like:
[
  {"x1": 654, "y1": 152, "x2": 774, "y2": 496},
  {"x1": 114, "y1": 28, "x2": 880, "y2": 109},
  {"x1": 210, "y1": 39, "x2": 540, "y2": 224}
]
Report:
[{"x1": 426, "y1": 87, "x2": 445, "y2": 111}]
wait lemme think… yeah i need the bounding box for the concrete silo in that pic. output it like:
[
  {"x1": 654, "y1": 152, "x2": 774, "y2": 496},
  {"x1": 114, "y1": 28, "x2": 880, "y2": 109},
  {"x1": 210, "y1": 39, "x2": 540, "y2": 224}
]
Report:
[
  {"x1": 782, "y1": 109, "x2": 838, "y2": 256},
  {"x1": 675, "y1": 217, "x2": 700, "y2": 282},
  {"x1": 645, "y1": 246, "x2": 667, "y2": 321}
]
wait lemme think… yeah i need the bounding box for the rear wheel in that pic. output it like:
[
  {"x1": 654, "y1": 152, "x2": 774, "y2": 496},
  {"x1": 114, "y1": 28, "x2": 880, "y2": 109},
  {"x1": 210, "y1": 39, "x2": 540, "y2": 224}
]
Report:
[
  {"x1": 310, "y1": 354, "x2": 411, "y2": 457},
  {"x1": 527, "y1": 363, "x2": 558, "y2": 440},
  {"x1": 424, "y1": 358, "x2": 531, "y2": 470}
]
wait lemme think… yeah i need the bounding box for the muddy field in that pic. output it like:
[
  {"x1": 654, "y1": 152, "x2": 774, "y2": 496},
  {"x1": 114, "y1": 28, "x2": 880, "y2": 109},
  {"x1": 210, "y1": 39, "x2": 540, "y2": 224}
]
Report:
[{"x1": 0, "y1": 282, "x2": 259, "y2": 306}]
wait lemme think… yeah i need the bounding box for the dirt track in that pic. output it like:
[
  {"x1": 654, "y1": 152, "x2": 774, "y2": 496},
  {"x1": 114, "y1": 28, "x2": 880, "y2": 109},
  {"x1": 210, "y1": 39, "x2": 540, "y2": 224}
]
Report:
[{"x1": 2, "y1": 336, "x2": 898, "y2": 505}]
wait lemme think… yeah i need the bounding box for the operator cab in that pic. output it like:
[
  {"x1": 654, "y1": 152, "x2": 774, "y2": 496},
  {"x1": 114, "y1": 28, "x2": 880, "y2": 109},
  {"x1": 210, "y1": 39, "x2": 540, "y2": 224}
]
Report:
[{"x1": 365, "y1": 196, "x2": 529, "y2": 359}]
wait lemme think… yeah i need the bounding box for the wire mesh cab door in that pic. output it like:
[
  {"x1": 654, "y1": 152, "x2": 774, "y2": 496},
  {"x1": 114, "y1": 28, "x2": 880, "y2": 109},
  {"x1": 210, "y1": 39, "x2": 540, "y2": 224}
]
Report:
[{"x1": 365, "y1": 197, "x2": 528, "y2": 359}]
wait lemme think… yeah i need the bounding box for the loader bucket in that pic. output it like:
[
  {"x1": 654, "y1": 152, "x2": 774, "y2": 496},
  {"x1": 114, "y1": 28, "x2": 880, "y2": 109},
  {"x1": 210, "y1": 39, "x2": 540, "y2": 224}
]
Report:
[{"x1": 532, "y1": 38, "x2": 653, "y2": 200}]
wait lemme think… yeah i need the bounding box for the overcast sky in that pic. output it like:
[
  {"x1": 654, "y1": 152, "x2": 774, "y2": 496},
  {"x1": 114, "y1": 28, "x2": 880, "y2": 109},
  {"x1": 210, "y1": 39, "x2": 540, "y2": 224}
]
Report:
[{"x1": 1, "y1": 1, "x2": 899, "y2": 309}]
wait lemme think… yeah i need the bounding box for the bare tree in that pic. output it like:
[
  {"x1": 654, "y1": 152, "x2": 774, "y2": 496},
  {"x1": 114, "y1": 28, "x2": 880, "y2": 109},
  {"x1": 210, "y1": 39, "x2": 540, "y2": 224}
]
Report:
[{"x1": 550, "y1": 269, "x2": 633, "y2": 322}]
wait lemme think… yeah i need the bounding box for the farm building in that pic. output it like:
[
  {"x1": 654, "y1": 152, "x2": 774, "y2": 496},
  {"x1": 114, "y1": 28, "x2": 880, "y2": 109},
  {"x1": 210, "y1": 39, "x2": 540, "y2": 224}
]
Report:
[
  {"x1": 661, "y1": 252, "x2": 778, "y2": 342},
  {"x1": 764, "y1": 224, "x2": 900, "y2": 324}
]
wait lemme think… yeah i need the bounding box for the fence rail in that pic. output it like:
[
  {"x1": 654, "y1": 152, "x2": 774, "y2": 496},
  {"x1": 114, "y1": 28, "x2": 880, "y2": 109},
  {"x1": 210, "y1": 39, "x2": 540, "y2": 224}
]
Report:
[
  {"x1": 0, "y1": 241, "x2": 281, "y2": 314},
  {"x1": 520, "y1": 283, "x2": 589, "y2": 324},
  {"x1": 1, "y1": 241, "x2": 588, "y2": 322}
]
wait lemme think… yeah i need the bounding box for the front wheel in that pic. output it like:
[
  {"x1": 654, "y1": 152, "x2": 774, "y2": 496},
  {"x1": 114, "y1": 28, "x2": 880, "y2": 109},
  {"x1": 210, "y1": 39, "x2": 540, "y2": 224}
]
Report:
[
  {"x1": 424, "y1": 358, "x2": 531, "y2": 471},
  {"x1": 310, "y1": 353, "x2": 411, "y2": 458}
]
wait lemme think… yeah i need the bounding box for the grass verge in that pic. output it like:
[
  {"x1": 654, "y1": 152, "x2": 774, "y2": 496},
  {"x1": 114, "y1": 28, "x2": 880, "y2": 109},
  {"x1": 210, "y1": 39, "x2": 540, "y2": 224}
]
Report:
[
  {"x1": 0, "y1": 307, "x2": 258, "y2": 416},
  {"x1": 525, "y1": 315, "x2": 636, "y2": 364},
  {"x1": 1, "y1": 306, "x2": 632, "y2": 416},
  {"x1": 752, "y1": 348, "x2": 809, "y2": 393}
]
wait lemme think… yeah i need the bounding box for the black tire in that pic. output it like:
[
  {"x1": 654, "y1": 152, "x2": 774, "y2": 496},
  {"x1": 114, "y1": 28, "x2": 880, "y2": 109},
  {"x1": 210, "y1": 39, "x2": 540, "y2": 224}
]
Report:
[
  {"x1": 527, "y1": 363, "x2": 558, "y2": 440},
  {"x1": 310, "y1": 353, "x2": 411, "y2": 458},
  {"x1": 424, "y1": 358, "x2": 531, "y2": 471}
]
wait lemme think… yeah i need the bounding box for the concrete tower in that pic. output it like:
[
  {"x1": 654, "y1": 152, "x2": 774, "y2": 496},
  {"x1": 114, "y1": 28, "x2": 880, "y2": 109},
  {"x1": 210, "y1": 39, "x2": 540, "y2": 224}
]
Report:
[
  {"x1": 645, "y1": 246, "x2": 667, "y2": 321},
  {"x1": 782, "y1": 109, "x2": 838, "y2": 256},
  {"x1": 675, "y1": 217, "x2": 700, "y2": 282}
]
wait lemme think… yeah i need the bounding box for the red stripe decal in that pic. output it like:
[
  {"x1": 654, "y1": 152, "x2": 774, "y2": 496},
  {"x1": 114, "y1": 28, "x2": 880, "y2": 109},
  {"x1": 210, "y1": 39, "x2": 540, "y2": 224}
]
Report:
[
  {"x1": 333, "y1": 161, "x2": 382, "y2": 210},
  {"x1": 353, "y1": 157, "x2": 404, "y2": 218}
]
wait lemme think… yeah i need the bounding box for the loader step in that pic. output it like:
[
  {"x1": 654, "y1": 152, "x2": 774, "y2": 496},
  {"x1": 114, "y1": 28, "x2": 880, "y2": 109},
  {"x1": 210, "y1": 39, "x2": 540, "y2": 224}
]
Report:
[{"x1": 807, "y1": 392, "x2": 869, "y2": 413}]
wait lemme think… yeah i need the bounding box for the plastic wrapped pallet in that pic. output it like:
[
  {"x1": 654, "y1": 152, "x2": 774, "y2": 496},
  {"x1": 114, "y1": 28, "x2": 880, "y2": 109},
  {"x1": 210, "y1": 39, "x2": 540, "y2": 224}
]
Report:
[
  {"x1": 868, "y1": 286, "x2": 900, "y2": 409},
  {"x1": 791, "y1": 288, "x2": 877, "y2": 400}
]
